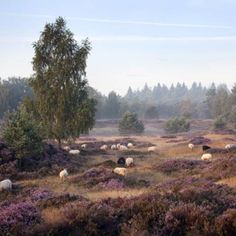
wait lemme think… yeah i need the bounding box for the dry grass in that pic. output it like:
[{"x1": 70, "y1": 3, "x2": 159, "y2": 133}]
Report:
[{"x1": 217, "y1": 176, "x2": 236, "y2": 187}]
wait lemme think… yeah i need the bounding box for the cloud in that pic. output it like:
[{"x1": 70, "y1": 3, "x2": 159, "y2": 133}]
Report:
[{"x1": 0, "y1": 12, "x2": 235, "y2": 29}]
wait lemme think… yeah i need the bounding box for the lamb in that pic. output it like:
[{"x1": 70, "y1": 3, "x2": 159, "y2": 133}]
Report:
[
  {"x1": 100, "y1": 145, "x2": 108, "y2": 150},
  {"x1": 201, "y1": 153, "x2": 212, "y2": 161},
  {"x1": 119, "y1": 145, "x2": 128, "y2": 151},
  {"x1": 125, "y1": 157, "x2": 134, "y2": 167},
  {"x1": 69, "y1": 149, "x2": 80, "y2": 155},
  {"x1": 188, "y1": 143, "x2": 194, "y2": 151},
  {"x1": 225, "y1": 144, "x2": 236, "y2": 150},
  {"x1": 63, "y1": 146, "x2": 70, "y2": 151},
  {"x1": 113, "y1": 167, "x2": 127, "y2": 176},
  {"x1": 127, "y1": 143, "x2": 134, "y2": 148},
  {"x1": 81, "y1": 144, "x2": 87, "y2": 149},
  {"x1": 111, "y1": 144, "x2": 117, "y2": 150},
  {"x1": 117, "y1": 157, "x2": 126, "y2": 165},
  {"x1": 0, "y1": 179, "x2": 12, "y2": 191},
  {"x1": 202, "y1": 145, "x2": 211, "y2": 151},
  {"x1": 59, "y1": 169, "x2": 68, "y2": 180},
  {"x1": 148, "y1": 146, "x2": 157, "y2": 152}
]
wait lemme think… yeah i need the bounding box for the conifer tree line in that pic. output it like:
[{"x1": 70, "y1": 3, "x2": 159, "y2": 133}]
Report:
[{"x1": 1, "y1": 77, "x2": 235, "y2": 122}]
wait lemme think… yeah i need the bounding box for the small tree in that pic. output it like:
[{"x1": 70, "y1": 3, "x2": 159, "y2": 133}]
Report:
[
  {"x1": 145, "y1": 105, "x2": 159, "y2": 119},
  {"x1": 165, "y1": 117, "x2": 190, "y2": 133},
  {"x1": 2, "y1": 104, "x2": 43, "y2": 167},
  {"x1": 30, "y1": 17, "x2": 96, "y2": 146},
  {"x1": 214, "y1": 116, "x2": 226, "y2": 130},
  {"x1": 119, "y1": 111, "x2": 144, "y2": 135}
]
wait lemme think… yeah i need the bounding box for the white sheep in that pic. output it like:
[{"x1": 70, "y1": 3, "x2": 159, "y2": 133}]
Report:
[
  {"x1": 225, "y1": 144, "x2": 236, "y2": 150},
  {"x1": 188, "y1": 143, "x2": 194, "y2": 151},
  {"x1": 119, "y1": 145, "x2": 128, "y2": 151},
  {"x1": 113, "y1": 167, "x2": 127, "y2": 176},
  {"x1": 100, "y1": 145, "x2": 108, "y2": 150},
  {"x1": 127, "y1": 143, "x2": 134, "y2": 148},
  {"x1": 81, "y1": 144, "x2": 87, "y2": 149},
  {"x1": 201, "y1": 153, "x2": 212, "y2": 161},
  {"x1": 125, "y1": 157, "x2": 134, "y2": 167},
  {"x1": 63, "y1": 146, "x2": 70, "y2": 151},
  {"x1": 111, "y1": 144, "x2": 117, "y2": 150},
  {"x1": 0, "y1": 179, "x2": 12, "y2": 191},
  {"x1": 116, "y1": 143, "x2": 121, "y2": 149},
  {"x1": 69, "y1": 149, "x2": 80, "y2": 155},
  {"x1": 148, "y1": 146, "x2": 157, "y2": 152},
  {"x1": 59, "y1": 169, "x2": 68, "y2": 180}
]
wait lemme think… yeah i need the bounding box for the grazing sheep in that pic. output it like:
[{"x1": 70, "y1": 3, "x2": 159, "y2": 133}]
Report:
[
  {"x1": 69, "y1": 149, "x2": 80, "y2": 155},
  {"x1": 188, "y1": 143, "x2": 194, "y2": 151},
  {"x1": 113, "y1": 167, "x2": 127, "y2": 176},
  {"x1": 81, "y1": 144, "x2": 87, "y2": 149},
  {"x1": 59, "y1": 169, "x2": 68, "y2": 180},
  {"x1": 125, "y1": 157, "x2": 134, "y2": 167},
  {"x1": 127, "y1": 143, "x2": 134, "y2": 148},
  {"x1": 119, "y1": 145, "x2": 128, "y2": 151},
  {"x1": 148, "y1": 146, "x2": 157, "y2": 152},
  {"x1": 117, "y1": 157, "x2": 126, "y2": 165},
  {"x1": 117, "y1": 143, "x2": 121, "y2": 149},
  {"x1": 0, "y1": 179, "x2": 12, "y2": 191},
  {"x1": 63, "y1": 146, "x2": 70, "y2": 151},
  {"x1": 202, "y1": 145, "x2": 211, "y2": 151},
  {"x1": 201, "y1": 153, "x2": 212, "y2": 161},
  {"x1": 225, "y1": 144, "x2": 236, "y2": 150},
  {"x1": 111, "y1": 144, "x2": 117, "y2": 150},
  {"x1": 100, "y1": 145, "x2": 108, "y2": 150}
]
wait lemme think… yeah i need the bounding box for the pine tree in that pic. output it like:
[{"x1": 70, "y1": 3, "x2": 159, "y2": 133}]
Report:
[{"x1": 30, "y1": 17, "x2": 96, "y2": 146}]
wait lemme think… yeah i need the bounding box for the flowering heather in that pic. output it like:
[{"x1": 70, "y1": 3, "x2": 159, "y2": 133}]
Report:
[
  {"x1": 190, "y1": 136, "x2": 211, "y2": 145},
  {"x1": 0, "y1": 201, "x2": 40, "y2": 234},
  {"x1": 30, "y1": 188, "x2": 53, "y2": 202},
  {"x1": 100, "y1": 178, "x2": 125, "y2": 189}
]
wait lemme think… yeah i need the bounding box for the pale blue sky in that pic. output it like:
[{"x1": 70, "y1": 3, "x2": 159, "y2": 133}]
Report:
[{"x1": 0, "y1": 0, "x2": 236, "y2": 95}]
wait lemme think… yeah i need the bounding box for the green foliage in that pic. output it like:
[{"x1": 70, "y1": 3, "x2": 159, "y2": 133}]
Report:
[
  {"x1": 145, "y1": 105, "x2": 159, "y2": 119},
  {"x1": 30, "y1": 17, "x2": 96, "y2": 144},
  {"x1": 119, "y1": 111, "x2": 144, "y2": 135},
  {"x1": 165, "y1": 117, "x2": 190, "y2": 133},
  {"x1": 214, "y1": 116, "x2": 227, "y2": 130},
  {"x1": 230, "y1": 106, "x2": 236, "y2": 128},
  {"x1": 2, "y1": 104, "x2": 43, "y2": 160}
]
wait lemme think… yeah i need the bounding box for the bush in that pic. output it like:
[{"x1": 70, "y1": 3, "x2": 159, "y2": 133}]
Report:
[
  {"x1": 2, "y1": 104, "x2": 44, "y2": 162},
  {"x1": 119, "y1": 111, "x2": 144, "y2": 135},
  {"x1": 165, "y1": 117, "x2": 190, "y2": 133},
  {"x1": 145, "y1": 105, "x2": 159, "y2": 119},
  {"x1": 214, "y1": 116, "x2": 227, "y2": 130}
]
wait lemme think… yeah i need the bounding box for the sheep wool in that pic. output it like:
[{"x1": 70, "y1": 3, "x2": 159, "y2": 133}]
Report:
[
  {"x1": 119, "y1": 145, "x2": 128, "y2": 151},
  {"x1": 127, "y1": 143, "x2": 134, "y2": 148},
  {"x1": 59, "y1": 169, "x2": 68, "y2": 180},
  {"x1": 69, "y1": 149, "x2": 80, "y2": 155},
  {"x1": 188, "y1": 143, "x2": 194, "y2": 150},
  {"x1": 126, "y1": 157, "x2": 134, "y2": 167},
  {"x1": 0, "y1": 179, "x2": 12, "y2": 191},
  {"x1": 113, "y1": 167, "x2": 127, "y2": 176},
  {"x1": 100, "y1": 145, "x2": 108, "y2": 150},
  {"x1": 201, "y1": 153, "x2": 212, "y2": 161},
  {"x1": 148, "y1": 146, "x2": 157, "y2": 152}
]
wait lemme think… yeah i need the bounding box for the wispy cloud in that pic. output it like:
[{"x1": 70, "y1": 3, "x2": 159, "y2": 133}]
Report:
[{"x1": 0, "y1": 12, "x2": 235, "y2": 29}]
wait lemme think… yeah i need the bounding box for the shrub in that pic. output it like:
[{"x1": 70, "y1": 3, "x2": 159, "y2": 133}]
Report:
[
  {"x1": 144, "y1": 105, "x2": 159, "y2": 119},
  {"x1": 119, "y1": 111, "x2": 144, "y2": 135},
  {"x1": 165, "y1": 117, "x2": 190, "y2": 133},
  {"x1": 214, "y1": 116, "x2": 227, "y2": 130},
  {"x1": 2, "y1": 104, "x2": 44, "y2": 166}
]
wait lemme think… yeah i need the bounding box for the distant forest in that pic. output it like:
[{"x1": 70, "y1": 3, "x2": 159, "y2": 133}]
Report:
[{"x1": 0, "y1": 77, "x2": 235, "y2": 121}]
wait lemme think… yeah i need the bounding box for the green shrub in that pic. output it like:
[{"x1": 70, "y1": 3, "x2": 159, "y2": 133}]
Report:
[
  {"x1": 214, "y1": 116, "x2": 226, "y2": 130},
  {"x1": 119, "y1": 111, "x2": 144, "y2": 135},
  {"x1": 2, "y1": 104, "x2": 44, "y2": 161},
  {"x1": 165, "y1": 117, "x2": 190, "y2": 133}
]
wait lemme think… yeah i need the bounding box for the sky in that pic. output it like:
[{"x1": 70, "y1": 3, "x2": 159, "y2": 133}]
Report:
[{"x1": 0, "y1": 0, "x2": 236, "y2": 95}]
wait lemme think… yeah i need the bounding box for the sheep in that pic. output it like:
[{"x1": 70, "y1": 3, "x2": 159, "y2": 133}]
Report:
[
  {"x1": 127, "y1": 143, "x2": 134, "y2": 148},
  {"x1": 59, "y1": 169, "x2": 68, "y2": 180},
  {"x1": 117, "y1": 157, "x2": 126, "y2": 165},
  {"x1": 202, "y1": 145, "x2": 211, "y2": 152},
  {"x1": 225, "y1": 144, "x2": 236, "y2": 150},
  {"x1": 119, "y1": 145, "x2": 128, "y2": 151},
  {"x1": 188, "y1": 143, "x2": 194, "y2": 151},
  {"x1": 116, "y1": 143, "x2": 121, "y2": 149},
  {"x1": 148, "y1": 146, "x2": 157, "y2": 152},
  {"x1": 113, "y1": 167, "x2": 127, "y2": 176},
  {"x1": 111, "y1": 144, "x2": 117, "y2": 150},
  {"x1": 69, "y1": 149, "x2": 80, "y2": 155},
  {"x1": 100, "y1": 145, "x2": 108, "y2": 150},
  {"x1": 81, "y1": 144, "x2": 87, "y2": 149},
  {"x1": 0, "y1": 179, "x2": 12, "y2": 191},
  {"x1": 125, "y1": 157, "x2": 134, "y2": 167},
  {"x1": 63, "y1": 146, "x2": 70, "y2": 151},
  {"x1": 201, "y1": 153, "x2": 212, "y2": 161}
]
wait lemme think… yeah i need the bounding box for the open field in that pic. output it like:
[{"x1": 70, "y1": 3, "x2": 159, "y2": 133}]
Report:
[{"x1": 0, "y1": 120, "x2": 236, "y2": 235}]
